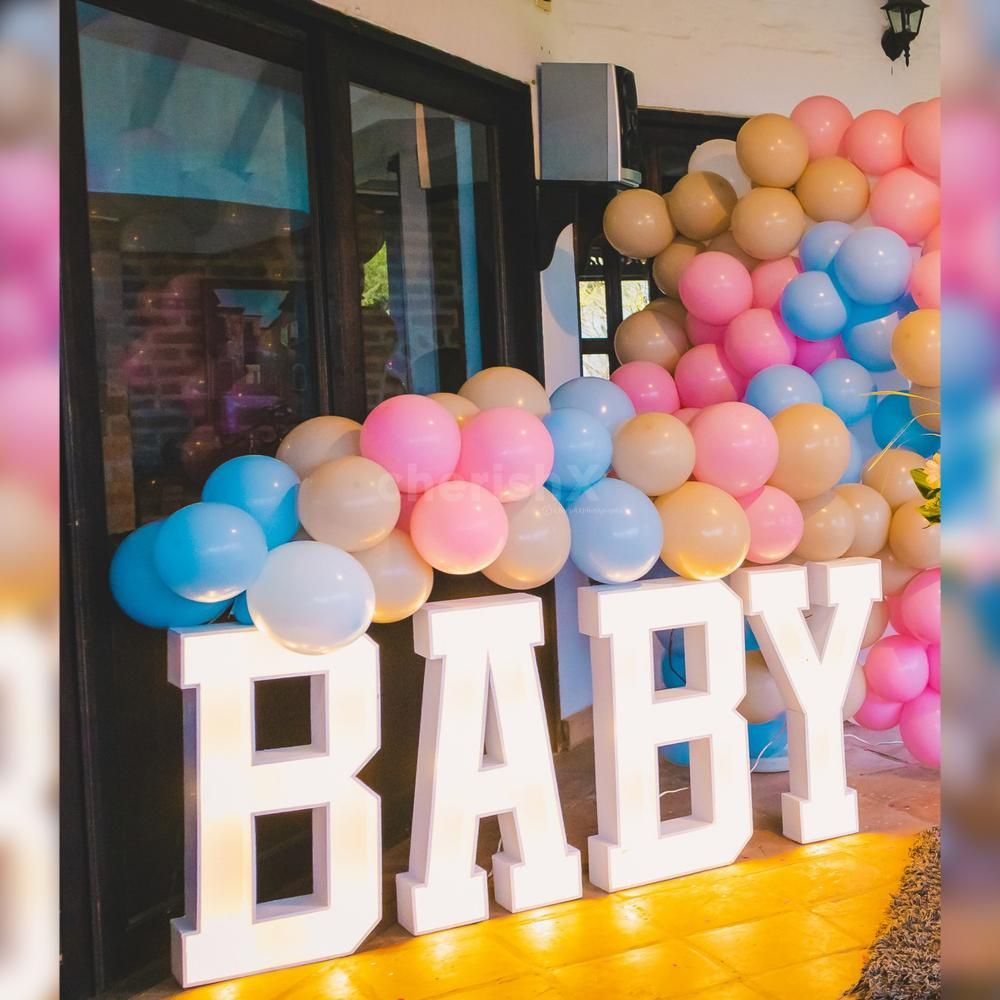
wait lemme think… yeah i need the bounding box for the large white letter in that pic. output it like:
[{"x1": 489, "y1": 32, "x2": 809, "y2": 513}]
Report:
[
  {"x1": 168, "y1": 625, "x2": 381, "y2": 987},
  {"x1": 580, "y1": 579, "x2": 752, "y2": 893},
  {"x1": 397, "y1": 594, "x2": 581, "y2": 935},
  {"x1": 730, "y1": 558, "x2": 881, "y2": 844}
]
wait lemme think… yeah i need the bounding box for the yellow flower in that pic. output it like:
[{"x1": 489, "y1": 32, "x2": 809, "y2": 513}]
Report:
[{"x1": 922, "y1": 453, "x2": 940, "y2": 489}]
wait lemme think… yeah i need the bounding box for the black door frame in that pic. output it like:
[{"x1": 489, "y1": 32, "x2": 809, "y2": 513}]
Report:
[{"x1": 61, "y1": 1, "x2": 542, "y2": 995}]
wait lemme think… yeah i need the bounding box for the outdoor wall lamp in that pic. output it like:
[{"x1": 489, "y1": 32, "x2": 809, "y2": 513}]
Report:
[{"x1": 881, "y1": 0, "x2": 929, "y2": 67}]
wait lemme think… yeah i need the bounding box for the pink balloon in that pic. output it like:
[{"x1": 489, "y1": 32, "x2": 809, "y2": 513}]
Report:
[
  {"x1": 396, "y1": 491, "x2": 420, "y2": 533},
  {"x1": 724, "y1": 308, "x2": 797, "y2": 378},
  {"x1": 923, "y1": 225, "x2": 940, "y2": 255},
  {"x1": 361, "y1": 394, "x2": 461, "y2": 494},
  {"x1": 751, "y1": 256, "x2": 802, "y2": 311},
  {"x1": 927, "y1": 644, "x2": 940, "y2": 692},
  {"x1": 675, "y1": 407, "x2": 701, "y2": 425},
  {"x1": 909, "y1": 250, "x2": 940, "y2": 309},
  {"x1": 410, "y1": 480, "x2": 508, "y2": 574},
  {"x1": 794, "y1": 335, "x2": 847, "y2": 374},
  {"x1": 679, "y1": 251, "x2": 753, "y2": 326},
  {"x1": 791, "y1": 95, "x2": 853, "y2": 160},
  {"x1": 854, "y1": 689, "x2": 904, "y2": 731},
  {"x1": 843, "y1": 109, "x2": 907, "y2": 176},
  {"x1": 943, "y1": 109, "x2": 1000, "y2": 222},
  {"x1": 899, "y1": 689, "x2": 940, "y2": 767},
  {"x1": 738, "y1": 484, "x2": 804, "y2": 563},
  {"x1": 674, "y1": 344, "x2": 747, "y2": 408},
  {"x1": 0, "y1": 362, "x2": 59, "y2": 504},
  {"x1": 869, "y1": 167, "x2": 941, "y2": 245},
  {"x1": 0, "y1": 150, "x2": 59, "y2": 273},
  {"x1": 903, "y1": 98, "x2": 940, "y2": 179},
  {"x1": 899, "y1": 101, "x2": 926, "y2": 129},
  {"x1": 887, "y1": 593, "x2": 909, "y2": 637},
  {"x1": 864, "y1": 634, "x2": 929, "y2": 703},
  {"x1": 686, "y1": 314, "x2": 727, "y2": 347},
  {"x1": 0, "y1": 278, "x2": 55, "y2": 364},
  {"x1": 610, "y1": 360, "x2": 680, "y2": 415},
  {"x1": 900, "y1": 569, "x2": 941, "y2": 645},
  {"x1": 691, "y1": 401, "x2": 779, "y2": 497},
  {"x1": 454, "y1": 407, "x2": 554, "y2": 503}
]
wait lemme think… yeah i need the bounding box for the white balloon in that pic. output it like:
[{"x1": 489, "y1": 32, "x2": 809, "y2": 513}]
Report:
[{"x1": 688, "y1": 139, "x2": 751, "y2": 198}]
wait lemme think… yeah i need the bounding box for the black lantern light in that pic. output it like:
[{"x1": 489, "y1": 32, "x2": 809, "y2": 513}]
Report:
[{"x1": 881, "y1": 1, "x2": 929, "y2": 66}]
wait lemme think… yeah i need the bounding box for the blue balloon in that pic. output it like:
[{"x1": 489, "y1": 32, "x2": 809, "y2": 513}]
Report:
[
  {"x1": 837, "y1": 432, "x2": 864, "y2": 485},
  {"x1": 154, "y1": 502, "x2": 268, "y2": 602},
  {"x1": 842, "y1": 301, "x2": 903, "y2": 373},
  {"x1": 550, "y1": 376, "x2": 636, "y2": 436},
  {"x1": 780, "y1": 270, "x2": 848, "y2": 342},
  {"x1": 744, "y1": 621, "x2": 759, "y2": 652},
  {"x1": 833, "y1": 227, "x2": 912, "y2": 305},
  {"x1": 748, "y1": 713, "x2": 789, "y2": 770},
  {"x1": 744, "y1": 365, "x2": 822, "y2": 418},
  {"x1": 543, "y1": 407, "x2": 613, "y2": 496},
  {"x1": 110, "y1": 521, "x2": 231, "y2": 628},
  {"x1": 567, "y1": 478, "x2": 662, "y2": 584},
  {"x1": 871, "y1": 394, "x2": 939, "y2": 456},
  {"x1": 944, "y1": 298, "x2": 1000, "y2": 409},
  {"x1": 659, "y1": 630, "x2": 687, "y2": 689},
  {"x1": 799, "y1": 221, "x2": 854, "y2": 273},
  {"x1": 202, "y1": 455, "x2": 300, "y2": 548},
  {"x1": 232, "y1": 591, "x2": 253, "y2": 625},
  {"x1": 813, "y1": 358, "x2": 876, "y2": 425}
]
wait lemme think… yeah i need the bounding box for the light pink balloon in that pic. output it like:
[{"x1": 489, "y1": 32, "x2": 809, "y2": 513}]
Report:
[
  {"x1": 854, "y1": 690, "x2": 904, "y2": 731},
  {"x1": 674, "y1": 344, "x2": 747, "y2": 408},
  {"x1": 738, "y1": 484, "x2": 804, "y2": 563},
  {"x1": 723, "y1": 308, "x2": 797, "y2": 378},
  {"x1": 864, "y1": 634, "x2": 929, "y2": 703},
  {"x1": 679, "y1": 251, "x2": 753, "y2": 326},
  {"x1": 909, "y1": 250, "x2": 940, "y2": 309},
  {"x1": 675, "y1": 407, "x2": 701, "y2": 425},
  {"x1": 794, "y1": 335, "x2": 847, "y2": 373},
  {"x1": 454, "y1": 407, "x2": 554, "y2": 503},
  {"x1": 0, "y1": 150, "x2": 59, "y2": 273},
  {"x1": 360, "y1": 394, "x2": 461, "y2": 494},
  {"x1": 0, "y1": 362, "x2": 59, "y2": 504},
  {"x1": 409, "y1": 480, "x2": 508, "y2": 574},
  {"x1": 899, "y1": 101, "x2": 926, "y2": 129},
  {"x1": 843, "y1": 109, "x2": 907, "y2": 176},
  {"x1": 927, "y1": 644, "x2": 940, "y2": 691},
  {"x1": 903, "y1": 98, "x2": 940, "y2": 179},
  {"x1": 751, "y1": 256, "x2": 802, "y2": 311},
  {"x1": 610, "y1": 360, "x2": 680, "y2": 415},
  {"x1": 899, "y1": 689, "x2": 940, "y2": 767},
  {"x1": 943, "y1": 109, "x2": 1000, "y2": 221},
  {"x1": 869, "y1": 167, "x2": 941, "y2": 245},
  {"x1": 686, "y1": 314, "x2": 727, "y2": 347},
  {"x1": 900, "y1": 569, "x2": 941, "y2": 645},
  {"x1": 691, "y1": 401, "x2": 779, "y2": 497},
  {"x1": 791, "y1": 95, "x2": 853, "y2": 160}
]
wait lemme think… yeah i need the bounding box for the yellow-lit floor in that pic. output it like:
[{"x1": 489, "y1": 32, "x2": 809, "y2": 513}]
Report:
[{"x1": 137, "y1": 723, "x2": 938, "y2": 1000}]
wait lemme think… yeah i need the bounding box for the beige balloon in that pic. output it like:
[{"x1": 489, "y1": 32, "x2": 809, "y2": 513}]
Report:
[
  {"x1": 909, "y1": 384, "x2": 940, "y2": 432},
  {"x1": 836, "y1": 483, "x2": 891, "y2": 557},
  {"x1": 706, "y1": 230, "x2": 760, "y2": 272},
  {"x1": 768, "y1": 403, "x2": 851, "y2": 501},
  {"x1": 666, "y1": 171, "x2": 738, "y2": 241},
  {"x1": 862, "y1": 600, "x2": 890, "y2": 649},
  {"x1": 656, "y1": 481, "x2": 750, "y2": 580},
  {"x1": 645, "y1": 296, "x2": 687, "y2": 326},
  {"x1": 731, "y1": 187, "x2": 807, "y2": 261},
  {"x1": 889, "y1": 499, "x2": 940, "y2": 570},
  {"x1": 612, "y1": 413, "x2": 696, "y2": 497},
  {"x1": 429, "y1": 392, "x2": 479, "y2": 427},
  {"x1": 614, "y1": 310, "x2": 689, "y2": 373},
  {"x1": 483, "y1": 487, "x2": 571, "y2": 590},
  {"x1": 458, "y1": 366, "x2": 550, "y2": 416},
  {"x1": 736, "y1": 114, "x2": 810, "y2": 188},
  {"x1": 794, "y1": 491, "x2": 855, "y2": 561},
  {"x1": 739, "y1": 651, "x2": 785, "y2": 724},
  {"x1": 861, "y1": 447, "x2": 923, "y2": 509},
  {"x1": 353, "y1": 529, "x2": 434, "y2": 623},
  {"x1": 652, "y1": 237, "x2": 703, "y2": 297},
  {"x1": 843, "y1": 665, "x2": 867, "y2": 721},
  {"x1": 298, "y1": 455, "x2": 401, "y2": 552},
  {"x1": 892, "y1": 309, "x2": 941, "y2": 387},
  {"x1": 877, "y1": 545, "x2": 920, "y2": 596},
  {"x1": 603, "y1": 188, "x2": 675, "y2": 259},
  {"x1": 276, "y1": 415, "x2": 361, "y2": 480},
  {"x1": 795, "y1": 156, "x2": 869, "y2": 222}
]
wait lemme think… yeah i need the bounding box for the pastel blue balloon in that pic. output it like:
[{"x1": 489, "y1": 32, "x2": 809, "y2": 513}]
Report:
[
  {"x1": 543, "y1": 407, "x2": 613, "y2": 496},
  {"x1": 748, "y1": 713, "x2": 789, "y2": 767},
  {"x1": 109, "y1": 521, "x2": 231, "y2": 628},
  {"x1": 154, "y1": 502, "x2": 268, "y2": 602},
  {"x1": 780, "y1": 270, "x2": 848, "y2": 342},
  {"x1": 232, "y1": 591, "x2": 253, "y2": 625},
  {"x1": 833, "y1": 227, "x2": 912, "y2": 305},
  {"x1": 944, "y1": 298, "x2": 1000, "y2": 406},
  {"x1": 871, "y1": 394, "x2": 939, "y2": 457},
  {"x1": 550, "y1": 376, "x2": 636, "y2": 436},
  {"x1": 744, "y1": 365, "x2": 822, "y2": 418},
  {"x1": 842, "y1": 301, "x2": 902, "y2": 373},
  {"x1": 799, "y1": 221, "x2": 854, "y2": 273},
  {"x1": 202, "y1": 455, "x2": 300, "y2": 548},
  {"x1": 567, "y1": 478, "x2": 662, "y2": 584},
  {"x1": 813, "y1": 358, "x2": 876, "y2": 425},
  {"x1": 837, "y1": 432, "x2": 864, "y2": 485}
]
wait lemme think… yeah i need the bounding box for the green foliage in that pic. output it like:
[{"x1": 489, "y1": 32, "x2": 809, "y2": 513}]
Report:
[
  {"x1": 361, "y1": 243, "x2": 389, "y2": 311},
  {"x1": 911, "y1": 466, "x2": 941, "y2": 525}
]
